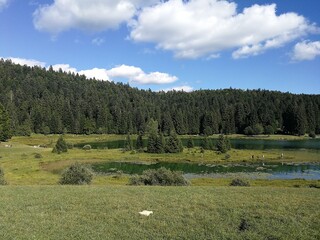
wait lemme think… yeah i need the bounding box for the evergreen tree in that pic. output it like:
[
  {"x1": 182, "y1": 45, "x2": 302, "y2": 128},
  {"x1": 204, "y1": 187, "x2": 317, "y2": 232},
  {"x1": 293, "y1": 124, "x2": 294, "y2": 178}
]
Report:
[
  {"x1": 136, "y1": 132, "x2": 144, "y2": 149},
  {"x1": 165, "y1": 131, "x2": 183, "y2": 153},
  {"x1": 52, "y1": 135, "x2": 68, "y2": 154},
  {"x1": 216, "y1": 134, "x2": 231, "y2": 153},
  {"x1": 0, "y1": 103, "x2": 12, "y2": 141},
  {"x1": 187, "y1": 138, "x2": 194, "y2": 148},
  {"x1": 125, "y1": 133, "x2": 133, "y2": 151},
  {"x1": 147, "y1": 132, "x2": 158, "y2": 153}
]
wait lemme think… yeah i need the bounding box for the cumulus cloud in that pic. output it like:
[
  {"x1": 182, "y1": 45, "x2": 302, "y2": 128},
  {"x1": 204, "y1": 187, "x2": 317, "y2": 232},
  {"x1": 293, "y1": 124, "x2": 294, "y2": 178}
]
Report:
[
  {"x1": 107, "y1": 64, "x2": 178, "y2": 84},
  {"x1": 291, "y1": 40, "x2": 320, "y2": 61},
  {"x1": 0, "y1": 0, "x2": 9, "y2": 10},
  {"x1": 2, "y1": 57, "x2": 46, "y2": 67},
  {"x1": 3, "y1": 56, "x2": 177, "y2": 84},
  {"x1": 162, "y1": 85, "x2": 194, "y2": 92},
  {"x1": 33, "y1": 0, "x2": 159, "y2": 34},
  {"x1": 130, "y1": 0, "x2": 318, "y2": 59},
  {"x1": 51, "y1": 64, "x2": 77, "y2": 73}
]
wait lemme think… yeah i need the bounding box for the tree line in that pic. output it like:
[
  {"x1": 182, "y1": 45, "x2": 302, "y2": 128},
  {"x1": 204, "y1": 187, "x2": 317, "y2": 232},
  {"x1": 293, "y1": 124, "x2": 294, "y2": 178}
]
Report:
[{"x1": 0, "y1": 59, "x2": 319, "y2": 139}]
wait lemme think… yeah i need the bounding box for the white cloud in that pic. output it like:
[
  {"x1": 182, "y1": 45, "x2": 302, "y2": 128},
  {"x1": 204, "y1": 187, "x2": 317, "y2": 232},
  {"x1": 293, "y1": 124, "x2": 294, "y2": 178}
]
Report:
[
  {"x1": 291, "y1": 40, "x2": 320, "y2": 61},
  {"x1": 92, "y1": 37, "x2": 105, "y2": 46},
  {"x1": 2, "y1": 57, "x2": 46, "y2": 67},
  {"x1": 106, "y1": 64, "x2": 178, "y2": 84},
  {"x1": 162, "y1": 85, "x2": 194, "y2": 92},
  {"x1": 130, "y1": 0, "x2": 318, "y2": 59},
  {"x1": 51, "y1": 64, "x2": 77, "y2": 73},
  {"x1": 0, "y1": 0, "x2": 9, "y2": 10},
  {"x1": 3, "y1": 56, "x2": 176, "y2": 84},
  {"x1": 78, "y1": 68, "x2": 110, "y2": 81},
  {"x1": 33, "y1": 0, "x2": 159, "y2": 34}
]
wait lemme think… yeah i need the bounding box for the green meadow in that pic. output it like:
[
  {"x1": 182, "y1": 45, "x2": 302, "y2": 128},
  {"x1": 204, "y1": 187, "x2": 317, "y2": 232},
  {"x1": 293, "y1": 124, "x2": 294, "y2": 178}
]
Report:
[
  {"x1": 0, "y1": 186, "x2": 319, "y2": 240},
  {"x1": 0, "y1": 134, "x2": 319, "y2": 239}
]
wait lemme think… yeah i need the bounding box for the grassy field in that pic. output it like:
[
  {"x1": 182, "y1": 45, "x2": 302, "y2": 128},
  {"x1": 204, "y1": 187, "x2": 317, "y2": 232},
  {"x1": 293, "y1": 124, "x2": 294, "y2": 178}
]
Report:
[
  {"x1": 0, "y1": 134, "x2": 319, "y2": 185},
  {"x1": 0, "y1": 186, "x2": 319, "y2": 240}
]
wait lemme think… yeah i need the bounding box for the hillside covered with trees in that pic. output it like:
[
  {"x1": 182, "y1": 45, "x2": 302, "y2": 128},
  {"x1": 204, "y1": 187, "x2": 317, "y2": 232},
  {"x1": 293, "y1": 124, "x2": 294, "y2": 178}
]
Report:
[{"x1": 0, "y1": 59, "x2": 319, "y2": 137}]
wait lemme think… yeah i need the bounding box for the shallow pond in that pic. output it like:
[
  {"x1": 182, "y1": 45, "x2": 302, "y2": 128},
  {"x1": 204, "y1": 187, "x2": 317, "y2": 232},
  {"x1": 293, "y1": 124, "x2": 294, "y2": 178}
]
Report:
[
  {"x1": 76, "y1": 138, "x2": 320, "y2": 150},
  {"x1": 92, "y1": 161, "x2": 320, "y2": 180}
]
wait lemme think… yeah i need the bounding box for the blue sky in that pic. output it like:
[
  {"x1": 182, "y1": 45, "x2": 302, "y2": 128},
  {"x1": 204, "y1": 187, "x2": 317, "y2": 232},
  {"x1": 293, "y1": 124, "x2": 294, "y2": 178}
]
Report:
[{"x1": 1, "y1": 0, "x2": 320, "y2": 94}]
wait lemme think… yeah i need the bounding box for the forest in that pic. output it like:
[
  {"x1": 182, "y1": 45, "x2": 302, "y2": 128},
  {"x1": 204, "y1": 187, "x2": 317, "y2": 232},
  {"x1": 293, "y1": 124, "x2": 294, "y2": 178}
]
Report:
[{"x1": 0, "y1": 59, "x2": 319, "y2": 138}]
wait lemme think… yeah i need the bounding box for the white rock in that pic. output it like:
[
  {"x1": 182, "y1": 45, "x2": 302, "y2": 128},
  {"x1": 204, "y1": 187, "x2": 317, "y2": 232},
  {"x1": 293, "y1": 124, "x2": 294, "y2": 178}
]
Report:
[{"x1": 139, "y1": 210, "x2": 153, "y2": 216}]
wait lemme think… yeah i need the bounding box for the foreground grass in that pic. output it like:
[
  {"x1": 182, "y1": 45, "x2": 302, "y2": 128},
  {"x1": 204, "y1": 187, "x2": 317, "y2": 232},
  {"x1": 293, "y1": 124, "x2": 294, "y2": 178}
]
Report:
[{"x1": 0, "y1": 186, "x2": 319, "y2": 240}]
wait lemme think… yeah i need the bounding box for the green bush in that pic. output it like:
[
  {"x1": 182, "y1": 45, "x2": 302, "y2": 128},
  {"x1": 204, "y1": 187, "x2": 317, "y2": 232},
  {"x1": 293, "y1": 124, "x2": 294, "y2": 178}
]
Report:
[
  {"x1": 309, "y1": 132, "x2": 316, "y2": 139},
  {"x1": 230, "y1": 178, "x2": 250, "y2": 187},
  {"x1": 129, "y1": 167, "x2": 189, "y2": 186},
  {"x1": 59, "y1": 163, "x2": 93, "y2": 185},
  {"x1": 0, "y1": 168, "x2": 7, "y2": 185}
]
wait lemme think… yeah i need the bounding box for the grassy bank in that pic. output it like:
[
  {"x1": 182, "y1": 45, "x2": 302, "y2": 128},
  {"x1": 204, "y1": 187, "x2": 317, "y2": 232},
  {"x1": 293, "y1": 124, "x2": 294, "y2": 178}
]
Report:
[{"x1": 0, "y1": 186, "x2": 319, "y2": 240}]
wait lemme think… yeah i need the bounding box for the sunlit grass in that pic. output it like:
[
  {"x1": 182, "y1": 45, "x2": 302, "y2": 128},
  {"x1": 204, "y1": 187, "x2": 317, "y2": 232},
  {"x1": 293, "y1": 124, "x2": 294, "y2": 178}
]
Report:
[{"x1": 0, "y1": 186, "x2": 319, "y2": 240}]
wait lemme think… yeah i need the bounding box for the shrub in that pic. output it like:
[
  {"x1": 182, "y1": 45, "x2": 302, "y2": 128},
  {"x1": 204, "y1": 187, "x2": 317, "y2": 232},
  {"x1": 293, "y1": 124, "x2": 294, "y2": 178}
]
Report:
[
  {"x1": 59, "y1": 163, "x2": 93, "y2": 185},
  {"x1": 264, "y1": 125, "x2": 274, "y2": 135},
  {"x1": 244, "y1": 126, "x2": 254, "y2": 136},
  {"x1": 34, "y1": 153, "x2": 43, "y2": 159},
  {"x1": 216, "y1": 134, "x2": 231, "y2": 153},
  {"x1": 82, "y1": 144, "x2": 92, "y2": 151},
  {"x1": 230, "y1": 178, "x2": 250, "y2": 187},
  {"x1": 129, "y1": 167, "x2": 189, "y2": 186},
  {"x1": 309, "y1": 132, "x2": 316, "y2": 139},
  {"x1": 0, "y1": 168, "x2": 7, "y2": 185}
]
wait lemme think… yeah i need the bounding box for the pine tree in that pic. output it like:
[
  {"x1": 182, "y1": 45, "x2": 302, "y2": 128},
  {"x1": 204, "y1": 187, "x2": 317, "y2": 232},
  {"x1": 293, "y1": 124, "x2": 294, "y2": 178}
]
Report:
[
  {"x1": 52, "y1": 135, "x2": 68, "y2": 154},
  {"x1": 136, "y1": 132, "x2": 144, "y2": 149},
  {"x1": 216, "y1": 134, "x2": 231, "y2": 153},
  {"x1": 187, "y1": 138, "x2": 194, "y2": 148},
  {"x1": 125, "y1": 133, "x2": 133, "y2": 151},
  {"x1": 0, "y1": 103, "x2": 12, "y2": 141},
  {"x1": 165, "y1": 131, "x2": 183, "y2": 153}
]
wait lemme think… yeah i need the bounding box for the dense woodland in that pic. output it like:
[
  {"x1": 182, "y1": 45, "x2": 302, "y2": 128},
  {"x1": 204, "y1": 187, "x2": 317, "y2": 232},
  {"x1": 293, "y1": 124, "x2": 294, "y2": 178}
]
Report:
[{"x1": 0, "y1": 59, "x2": 320, "y2": 138}]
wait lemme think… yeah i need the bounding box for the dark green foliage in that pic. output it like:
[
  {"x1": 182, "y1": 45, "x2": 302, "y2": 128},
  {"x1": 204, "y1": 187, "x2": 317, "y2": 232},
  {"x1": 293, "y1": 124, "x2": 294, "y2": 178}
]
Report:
[
  {"x1": 136, "y1": 133, "x2": 144, "y2": 149},
  {"x1": 129, "y1": 167, "x2": 189, "y2": 186},
  {"x1": 186, "y1": 138, "x2": 194, "y2": 148},
  {"x1": 264, "y1": 125, "x2": 274, "y2": 135},
  {"x1": 52, "y1": 135, "x2": 68, "y2": 154},
  {"x1": 0, "y1": 60, "x2": 320, "y2": 136},
  {"x1": 253, "y1": 124, "x2": 264, "y2": 135},
  {"x1": 0, "y1": 167, "x2": 7, "y2": 185},
  {"x1": 238, "y1": 218, "x2": 250, "y2": 232},
  {"x1": 244, "y1": 126, "x2": 254, "y2": 136},
  {"x1": 0, "y1": 103, "x2": 12, "y2": 141},
  {"x1": 216, "y1": 134, "x2": 231, "y2": 153},
  {"x1": 59, "y1": 163, "x2": 93, "y2": 185},
  {"x1": 230, "y1": 178, "x2": 250, "y2": 187},
  {"x1": 147, "y1": 133, "x2": 160, "y2": 153},
  {"x1": 308, "y1": 132, "x2": 316, "y2": 139},
  {"x1": 165, "y1": 131, "x2": 183, "y2": 153},
  {"x1": 34, "y1": 153, "x2": 43, "y2": 159}
]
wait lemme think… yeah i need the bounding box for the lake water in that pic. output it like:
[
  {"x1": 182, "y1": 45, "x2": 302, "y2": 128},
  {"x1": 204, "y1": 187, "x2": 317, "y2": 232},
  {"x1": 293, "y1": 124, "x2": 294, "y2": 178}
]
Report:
[
  {"x1": 92, "y1": 161, "x2": 320, "y2": 180},
  {"x1": 75, "y1": 138, "x2": 320, "y2": 150}
]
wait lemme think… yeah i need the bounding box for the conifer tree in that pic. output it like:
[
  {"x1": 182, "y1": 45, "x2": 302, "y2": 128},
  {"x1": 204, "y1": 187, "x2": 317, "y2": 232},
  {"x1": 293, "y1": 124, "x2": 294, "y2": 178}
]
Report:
[
  {"x1": 0, "y1": 103, "x2": 12, "y2": 141},
  {"x1": 136, "y1": 132, "x2": 144, "y2": 149},
  {"x1": 52, "y1": 135, "x2": 68, "y2": 154}
]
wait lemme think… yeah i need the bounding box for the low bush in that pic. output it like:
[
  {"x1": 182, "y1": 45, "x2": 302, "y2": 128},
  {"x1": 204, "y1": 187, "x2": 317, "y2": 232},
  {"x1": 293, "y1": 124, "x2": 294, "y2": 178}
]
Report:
[
  {"x1": 309, "y1": 132, "x2": 316, "y2": 139},
  {"x1": 34, "y1": 153, "x2": 43, "y2": 159},
  {"x1": 230, "y1": 178, "x2": 250, "y2": 187},
  {"x1": 129, "y1": 167, "x2": 190, "y2": 186},
  {"x1": 82, "y1": 144, "x2": 92, "y2": 151},
  {"x1": 59, "y1": 163, "x2": 93, "y2": 185},
  {"x1": 0, "y1": 168, "x2": 7, "y2": 185}
]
